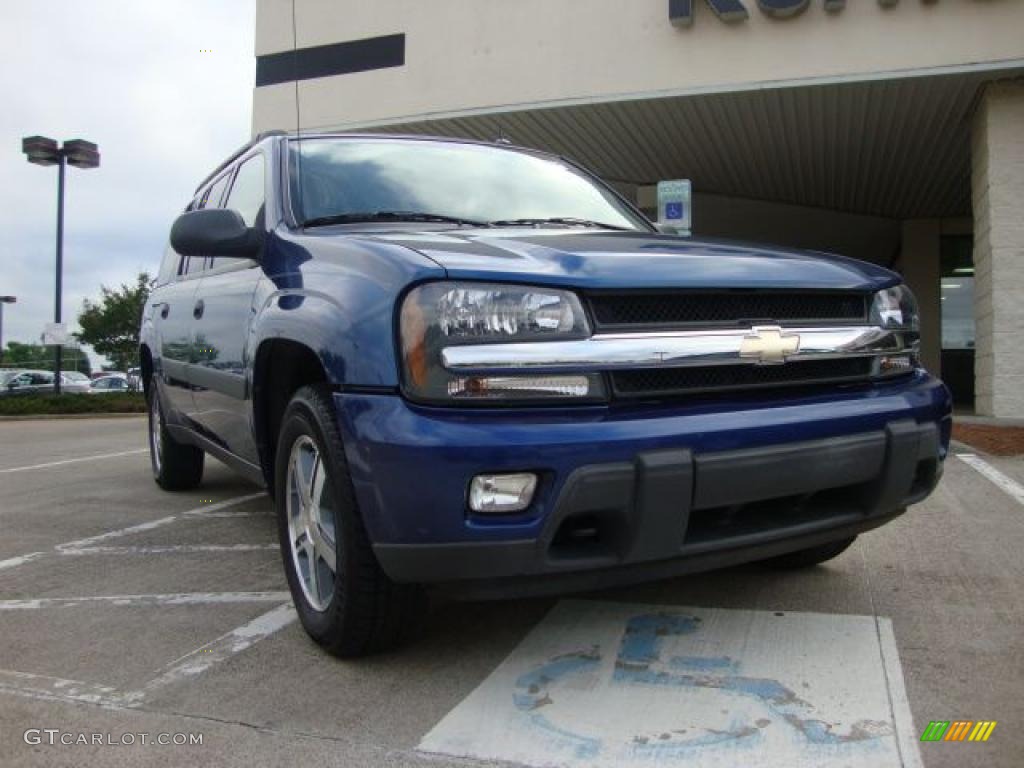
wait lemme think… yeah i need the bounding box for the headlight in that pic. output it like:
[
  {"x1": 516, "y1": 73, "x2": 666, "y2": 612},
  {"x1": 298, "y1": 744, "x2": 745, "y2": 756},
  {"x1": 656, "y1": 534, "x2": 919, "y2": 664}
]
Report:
[
  {"x1": 870, "y1": 284, "x2": 920, "y2": 331},
  {"x1": 869, "y1": 284, "x2": 921, "y2": 377},
  {"x1": 399, "y1": 281, "x2": 605, "y2": 403}
]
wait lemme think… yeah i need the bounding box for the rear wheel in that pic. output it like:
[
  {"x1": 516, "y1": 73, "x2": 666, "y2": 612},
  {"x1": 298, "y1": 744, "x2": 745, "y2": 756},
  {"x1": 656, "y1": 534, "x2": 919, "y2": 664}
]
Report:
[
  {"x1": 759, "y1": 536, "x2": 857, "y2": 569},
  {"x1": 148, "y1": 383, "x2": 204, "y2": 491},
  {"x1": 274, "y1": 384, "x2": 426, "y2": 657}
]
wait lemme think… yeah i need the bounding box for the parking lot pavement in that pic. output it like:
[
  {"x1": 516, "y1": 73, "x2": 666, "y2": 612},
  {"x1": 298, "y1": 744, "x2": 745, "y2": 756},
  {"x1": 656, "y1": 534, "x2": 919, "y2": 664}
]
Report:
[{"x1": 0, "y1": 418, "x2": 1021, "y2": 768}]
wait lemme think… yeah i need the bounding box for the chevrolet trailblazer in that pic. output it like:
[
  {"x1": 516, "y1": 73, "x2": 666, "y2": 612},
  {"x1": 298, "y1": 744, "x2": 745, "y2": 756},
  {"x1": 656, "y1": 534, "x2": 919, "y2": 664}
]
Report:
[{"x1": 140, "y1": 134, "x2": 951, "y2": 656}]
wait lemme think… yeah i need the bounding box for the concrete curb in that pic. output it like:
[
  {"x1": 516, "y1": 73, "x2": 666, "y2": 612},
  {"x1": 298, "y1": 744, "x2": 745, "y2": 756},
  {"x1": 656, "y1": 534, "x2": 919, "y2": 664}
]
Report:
[{"x1": 0, "y1": 412, "x2": 146, "y2": 422}]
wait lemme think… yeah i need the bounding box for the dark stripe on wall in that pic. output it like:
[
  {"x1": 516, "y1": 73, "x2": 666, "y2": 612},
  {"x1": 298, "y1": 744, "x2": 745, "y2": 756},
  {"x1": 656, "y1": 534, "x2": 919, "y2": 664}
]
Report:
[{"x1": 255, "y1": 33, "x2": 405, "y2": 87}]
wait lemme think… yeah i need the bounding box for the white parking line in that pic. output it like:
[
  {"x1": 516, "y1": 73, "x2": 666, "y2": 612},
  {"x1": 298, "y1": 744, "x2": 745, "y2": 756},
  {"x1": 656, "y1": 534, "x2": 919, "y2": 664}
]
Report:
[
  {"x1": 58, "y1": 544, "x2": 277, "y2": 556},
  {"x1": 118, "y1": 603, "x2": 297, "y2": 707},
  {"x1": 0, "y1": 602, "x2": 297, "y2": 709},
  {"x1": 55, "y1": 515, "x2": 179, "y2": 552},
  {"x1": 957, "y1": 452, "x2": 1024, "y2": 506},
  {"x1": 0, "y1": 592, "x2": 291, "y2": 610},
  {"x1": 0, "y1": 552, "x2": 46, "y2": 572},
  {"x1": 877, "y1": 618, "x2": 923, "y2": 768},
  {"x1": 0, "y1": 449, "x2": 148, "y2": 474},
  {"x1": 0, "y1": 669, "x2": 122, "y2": 709},
  {"x1": 0, "y1": 493, "x2": 267, "y2": 574},
  {"x1": 0, "y1": 491, "x2": 289, "y2": 712},
  {"x1": 179, "y1": 493, "x2": 267, "y2": 517}
]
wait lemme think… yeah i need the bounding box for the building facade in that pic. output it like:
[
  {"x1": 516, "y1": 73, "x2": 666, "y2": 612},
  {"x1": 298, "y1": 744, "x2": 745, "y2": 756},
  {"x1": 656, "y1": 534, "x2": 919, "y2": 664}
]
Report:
[{"x1": 252, "y1": 0, "x2": 1024, "y2": 416}]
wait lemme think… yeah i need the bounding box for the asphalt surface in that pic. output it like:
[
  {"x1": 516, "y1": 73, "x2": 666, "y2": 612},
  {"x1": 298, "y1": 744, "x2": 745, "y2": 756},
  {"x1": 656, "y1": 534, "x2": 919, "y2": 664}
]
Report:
[{"x1": 0, "y1": 416, "x2": 1021, "y2": 767}]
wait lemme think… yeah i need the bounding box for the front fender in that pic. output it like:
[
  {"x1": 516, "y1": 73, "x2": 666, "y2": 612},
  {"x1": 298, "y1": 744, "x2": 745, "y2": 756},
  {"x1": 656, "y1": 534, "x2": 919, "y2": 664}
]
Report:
[{"x1": 248, "y1": 229, "x2": 445, "y2": 388}]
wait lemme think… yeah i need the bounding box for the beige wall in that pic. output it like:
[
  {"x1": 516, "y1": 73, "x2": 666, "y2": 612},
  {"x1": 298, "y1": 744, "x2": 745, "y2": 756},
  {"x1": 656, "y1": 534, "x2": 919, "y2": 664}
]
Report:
[
  {"x1": 972, "y1": 82, "x2": 1024, "y2": 418},
  {"x1": 254, "y1": 0, "x2": 1024, "y2": 134}
]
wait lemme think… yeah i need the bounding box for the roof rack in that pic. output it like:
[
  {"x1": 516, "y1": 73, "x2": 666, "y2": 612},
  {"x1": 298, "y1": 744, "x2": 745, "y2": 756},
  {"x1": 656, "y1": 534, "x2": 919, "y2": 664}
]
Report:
[{"x1": 194, "y1": 130, "x2": 287, "y2": 193}]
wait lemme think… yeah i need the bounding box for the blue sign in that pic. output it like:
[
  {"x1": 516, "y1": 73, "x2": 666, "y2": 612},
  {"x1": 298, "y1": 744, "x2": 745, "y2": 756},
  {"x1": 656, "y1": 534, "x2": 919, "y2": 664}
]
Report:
[{"x1": 657, "y1": 180, "x2": 692, "y2": 233}]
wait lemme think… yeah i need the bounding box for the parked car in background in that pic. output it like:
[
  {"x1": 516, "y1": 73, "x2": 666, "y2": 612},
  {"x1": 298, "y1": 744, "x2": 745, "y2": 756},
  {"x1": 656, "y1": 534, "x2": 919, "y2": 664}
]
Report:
[
  {"x1": 127, "y1": 367, "x2": 142, "y2": 391},
  {"x1": 62, "y1": 371, "x2": 92, "y2": 389},
  {"x1": 90, "y1": 375, "x2": 131, "y2": 394},
  {"x1": 2, "y1": 370, "x2": 91, "y2": 395},
  {"x1": 0, "y1": 370, "x2": 25, "y2": 388}
]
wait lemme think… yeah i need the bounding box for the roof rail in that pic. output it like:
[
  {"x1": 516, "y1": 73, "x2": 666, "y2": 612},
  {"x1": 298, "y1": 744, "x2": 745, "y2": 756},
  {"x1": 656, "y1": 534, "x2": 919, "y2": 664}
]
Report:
[{"x1": 194, "y1": 130, "x2": 287, "y2": 193}]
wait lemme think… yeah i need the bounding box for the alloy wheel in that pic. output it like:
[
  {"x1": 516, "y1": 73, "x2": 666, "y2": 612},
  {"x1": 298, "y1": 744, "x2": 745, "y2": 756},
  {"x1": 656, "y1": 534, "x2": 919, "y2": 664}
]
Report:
[
  {"x1": 149, "y1": 392, "x2": 163, "y2": 475},
  {"x1": 285, "y1": 435, "x2": 338, "y2": 611}
]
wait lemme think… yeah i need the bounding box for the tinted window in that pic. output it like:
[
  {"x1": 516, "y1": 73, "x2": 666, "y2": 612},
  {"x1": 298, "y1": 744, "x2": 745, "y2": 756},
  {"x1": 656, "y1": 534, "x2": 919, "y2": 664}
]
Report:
[
  {"x1": 225, "y1": 154, "x2": 265, "y2": 226},
  {"x1": 288, "y1": 139, "x2": 647, "y2": 231},
  {"x1": 202, "y1": 173, "x2": 233, "y2": 210}
]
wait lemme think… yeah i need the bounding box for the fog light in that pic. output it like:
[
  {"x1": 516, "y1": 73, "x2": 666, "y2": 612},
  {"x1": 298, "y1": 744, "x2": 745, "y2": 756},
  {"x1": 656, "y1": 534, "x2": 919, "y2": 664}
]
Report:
[
  {"x1": 469, "y1": 473, "x2": 538, "y2": 513},
  {"x1": 877, "y1": 354, "x2": 915, "y2": 376}
]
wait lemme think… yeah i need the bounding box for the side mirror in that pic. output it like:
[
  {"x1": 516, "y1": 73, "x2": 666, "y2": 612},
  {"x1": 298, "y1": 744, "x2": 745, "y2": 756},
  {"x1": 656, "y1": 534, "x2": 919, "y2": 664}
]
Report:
[{"x1": 170, "y1": 209, "x2": 260, "y2": 259}]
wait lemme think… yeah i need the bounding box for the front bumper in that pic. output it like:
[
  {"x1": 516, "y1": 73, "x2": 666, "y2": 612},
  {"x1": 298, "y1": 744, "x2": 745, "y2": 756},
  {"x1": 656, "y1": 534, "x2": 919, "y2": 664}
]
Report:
[{"x1": 334, "y1": 372, "x2": 951, "y2": 596}]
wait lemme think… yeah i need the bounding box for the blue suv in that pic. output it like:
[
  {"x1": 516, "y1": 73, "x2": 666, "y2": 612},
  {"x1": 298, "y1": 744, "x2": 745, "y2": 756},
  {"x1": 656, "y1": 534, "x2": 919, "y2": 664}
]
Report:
[{"x1": 141, "y1": 133, "x2": 951, "y2": 656}]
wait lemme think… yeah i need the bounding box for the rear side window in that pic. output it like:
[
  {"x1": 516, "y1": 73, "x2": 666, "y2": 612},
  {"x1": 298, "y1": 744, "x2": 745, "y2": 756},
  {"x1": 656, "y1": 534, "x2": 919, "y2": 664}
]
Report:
[
  {"x1": 156, "y1": 245, "x2": 179, "y2": 286},
  {"x1": 184, "y1": 255, "x2": 206, "y2": 275}
]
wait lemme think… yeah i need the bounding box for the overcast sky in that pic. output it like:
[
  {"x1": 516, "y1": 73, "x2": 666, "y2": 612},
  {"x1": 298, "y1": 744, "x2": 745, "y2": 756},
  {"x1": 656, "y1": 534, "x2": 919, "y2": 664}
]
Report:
[{"x1": 0, "y1": 1, "x2": 256, "y2": 365}]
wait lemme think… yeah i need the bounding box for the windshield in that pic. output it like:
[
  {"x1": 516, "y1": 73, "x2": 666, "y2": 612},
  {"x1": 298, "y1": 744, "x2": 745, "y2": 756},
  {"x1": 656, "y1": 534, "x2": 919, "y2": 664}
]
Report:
[{"x1": 288, "y1": 138, "x2": 649, "y2": 231}]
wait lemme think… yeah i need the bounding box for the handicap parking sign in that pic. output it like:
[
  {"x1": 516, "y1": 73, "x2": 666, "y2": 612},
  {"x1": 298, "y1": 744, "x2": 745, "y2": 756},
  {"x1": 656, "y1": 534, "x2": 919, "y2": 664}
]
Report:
[{"x1": 657, "y1": 179, "x2": 691, "y2": 232}]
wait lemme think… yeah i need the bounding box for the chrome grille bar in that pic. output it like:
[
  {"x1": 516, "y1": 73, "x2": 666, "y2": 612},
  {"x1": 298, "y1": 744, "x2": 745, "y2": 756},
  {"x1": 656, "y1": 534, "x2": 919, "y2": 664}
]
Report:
[{"x1": 441, "y1": 326, "x2": 914, "y2": 374}]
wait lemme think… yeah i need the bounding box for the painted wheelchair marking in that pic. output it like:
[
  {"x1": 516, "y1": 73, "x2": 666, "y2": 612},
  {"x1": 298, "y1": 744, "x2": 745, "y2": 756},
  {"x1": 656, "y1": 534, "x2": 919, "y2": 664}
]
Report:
[{"x1": 513, "y1": 612, "x2": 890, "y2": 759}]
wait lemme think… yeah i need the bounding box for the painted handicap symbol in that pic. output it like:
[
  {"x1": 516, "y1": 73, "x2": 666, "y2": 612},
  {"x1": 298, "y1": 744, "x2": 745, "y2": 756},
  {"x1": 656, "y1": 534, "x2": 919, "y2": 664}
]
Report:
[{"x1": 513, "y1": 613, "x2": 890, "y2": 760}]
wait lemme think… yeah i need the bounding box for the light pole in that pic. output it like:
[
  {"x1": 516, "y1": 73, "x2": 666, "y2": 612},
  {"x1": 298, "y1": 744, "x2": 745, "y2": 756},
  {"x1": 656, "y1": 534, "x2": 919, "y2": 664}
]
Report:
[
  {"x1": 22, "y1": 136, "x2": 100, "y2": 394},
  {"x1": 0, "y1": 296, "x2": 15, "y2": 366}
]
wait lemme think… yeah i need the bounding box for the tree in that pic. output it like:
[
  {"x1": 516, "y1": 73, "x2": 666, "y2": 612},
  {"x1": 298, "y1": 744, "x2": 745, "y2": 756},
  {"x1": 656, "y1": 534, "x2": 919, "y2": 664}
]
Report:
[
  {"x1": 76, "y1": 273, "x2": 153, "y2": 372},
  {"x1": 1, "y1": 341, "x2": 91, "y2": 375}
]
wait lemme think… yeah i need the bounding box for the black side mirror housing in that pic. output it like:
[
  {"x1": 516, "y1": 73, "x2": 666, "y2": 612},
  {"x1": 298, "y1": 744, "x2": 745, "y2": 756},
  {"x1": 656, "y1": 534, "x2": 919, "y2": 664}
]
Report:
[{"x1": 170, "y1": 209, "x2": 260, "y2": 259}]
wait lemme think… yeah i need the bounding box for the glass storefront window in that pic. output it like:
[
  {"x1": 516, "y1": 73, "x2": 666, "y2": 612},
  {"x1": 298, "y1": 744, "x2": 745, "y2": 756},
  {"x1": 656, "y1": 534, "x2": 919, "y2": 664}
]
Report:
[
  {"x1": 939, "y1": 235, "x2": 975, "y2": 408},
  {"x1": 940, "y1": 236, "x2": 975, "y2": 350}
]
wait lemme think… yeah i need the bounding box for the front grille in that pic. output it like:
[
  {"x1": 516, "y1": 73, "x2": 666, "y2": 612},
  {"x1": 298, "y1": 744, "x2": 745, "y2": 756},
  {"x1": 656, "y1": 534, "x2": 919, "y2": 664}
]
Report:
[
  {"x1": 589, "y1": 291, "x2": 868, "y2": 329},
  {"x1": 611, "y1": 357, "x2": 874, "y2": 399}
]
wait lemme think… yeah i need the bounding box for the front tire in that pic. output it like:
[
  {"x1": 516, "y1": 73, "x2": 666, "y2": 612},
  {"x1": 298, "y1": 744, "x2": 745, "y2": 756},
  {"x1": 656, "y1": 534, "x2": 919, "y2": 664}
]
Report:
[
  {"x1": 759, "y1": 536, "x2": 857, "y2": 569},
  {"x1": 148, "y1": 383, "x2": 204, "y2": 491},
  {"x1": 274, "y1": 384, "x2": 426, "y2": 657}
]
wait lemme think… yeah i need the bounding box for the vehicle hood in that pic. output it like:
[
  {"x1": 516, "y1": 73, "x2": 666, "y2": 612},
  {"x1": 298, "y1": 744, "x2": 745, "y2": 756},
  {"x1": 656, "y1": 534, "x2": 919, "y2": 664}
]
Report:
[{"x1": 368, "y1": 230, "x2": 899, "y2": 291}]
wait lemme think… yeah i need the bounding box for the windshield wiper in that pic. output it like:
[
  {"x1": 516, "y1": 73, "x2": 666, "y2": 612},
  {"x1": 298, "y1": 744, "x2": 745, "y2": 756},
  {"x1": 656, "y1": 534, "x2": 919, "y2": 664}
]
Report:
[
  {"x1": 302, "y1": 211, "x2": 490, "y2": 228},
  {"x1": 489, "y1": 217, "x2": 630, "y2": 231}
]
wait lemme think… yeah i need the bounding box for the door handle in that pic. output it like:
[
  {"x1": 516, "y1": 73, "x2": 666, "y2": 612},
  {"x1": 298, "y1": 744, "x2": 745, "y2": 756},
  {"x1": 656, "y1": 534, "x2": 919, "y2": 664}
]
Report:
[
  {"x1": 193, "y1": 299, "x2": 205, "y2": 319},
  {"x1": 151, "y1": 302, "x2": 169, "y2": 319}
]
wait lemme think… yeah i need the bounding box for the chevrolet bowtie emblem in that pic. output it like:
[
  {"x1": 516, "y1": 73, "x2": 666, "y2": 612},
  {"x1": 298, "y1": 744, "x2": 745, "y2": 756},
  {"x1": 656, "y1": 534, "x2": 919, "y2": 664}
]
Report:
[{"x1": 739, "y1": 326, "x2": 800, "y2": 365}]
